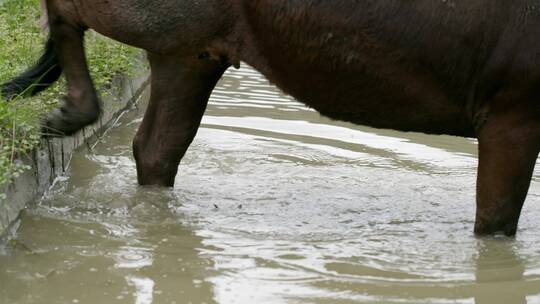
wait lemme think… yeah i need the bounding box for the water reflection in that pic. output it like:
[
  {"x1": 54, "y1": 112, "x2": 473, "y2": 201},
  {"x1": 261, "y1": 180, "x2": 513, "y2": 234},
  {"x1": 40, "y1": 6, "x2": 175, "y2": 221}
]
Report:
[
  {"x1": 127, "y1": 276, "x2": 154, "y2": 304},
  {"x1": 474, "y1": 239, "x2": 527, "y2": 304},
  {"x1": 2, "y1": 65, "x2": 540, "y2": 303}
]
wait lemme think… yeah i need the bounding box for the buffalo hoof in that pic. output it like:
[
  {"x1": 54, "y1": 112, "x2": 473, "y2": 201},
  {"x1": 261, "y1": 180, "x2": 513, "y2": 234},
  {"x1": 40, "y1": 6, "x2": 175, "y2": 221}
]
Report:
[{"x1": 41, "y1": 100, "x2": 100, "y2": 137}]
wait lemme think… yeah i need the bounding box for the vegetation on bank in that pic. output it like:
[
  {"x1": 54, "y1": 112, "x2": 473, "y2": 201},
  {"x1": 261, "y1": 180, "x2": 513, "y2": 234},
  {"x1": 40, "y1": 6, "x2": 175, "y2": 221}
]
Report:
[{"x1": 0, "y1": 0, "x2": 140, "y2": 196}]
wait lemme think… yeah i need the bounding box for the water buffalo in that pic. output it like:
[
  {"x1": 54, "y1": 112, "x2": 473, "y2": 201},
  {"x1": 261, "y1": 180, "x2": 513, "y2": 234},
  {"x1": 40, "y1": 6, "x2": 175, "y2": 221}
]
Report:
[{"x1": 3, "y1": 1, "x2": 540, "y2": 236}]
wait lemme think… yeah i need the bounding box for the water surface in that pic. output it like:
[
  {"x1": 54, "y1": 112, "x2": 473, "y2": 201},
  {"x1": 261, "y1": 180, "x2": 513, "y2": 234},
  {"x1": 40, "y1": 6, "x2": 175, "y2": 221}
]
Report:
[{"x1": 2, "y1": 65, "x2": 540, "y2": 303}]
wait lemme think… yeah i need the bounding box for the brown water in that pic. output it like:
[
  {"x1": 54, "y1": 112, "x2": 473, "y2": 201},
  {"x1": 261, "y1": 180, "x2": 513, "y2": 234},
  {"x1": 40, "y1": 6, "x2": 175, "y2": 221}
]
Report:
[{"x1": 2, "y1": 66, "x2": 540, "y2": 304}]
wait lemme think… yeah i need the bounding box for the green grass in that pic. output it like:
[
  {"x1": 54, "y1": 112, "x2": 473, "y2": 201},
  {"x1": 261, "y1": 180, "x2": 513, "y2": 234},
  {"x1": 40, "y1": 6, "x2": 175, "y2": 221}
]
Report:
[{"x1": 0, "y1": 0, "x2": 140, "y2": 196}]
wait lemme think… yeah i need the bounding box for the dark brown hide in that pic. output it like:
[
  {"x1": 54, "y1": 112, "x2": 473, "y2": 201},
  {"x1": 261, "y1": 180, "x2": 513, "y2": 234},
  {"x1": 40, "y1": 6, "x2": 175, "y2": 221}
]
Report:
[{"x1": 11, "y1": 0, "x2": 540, "y2": 235}]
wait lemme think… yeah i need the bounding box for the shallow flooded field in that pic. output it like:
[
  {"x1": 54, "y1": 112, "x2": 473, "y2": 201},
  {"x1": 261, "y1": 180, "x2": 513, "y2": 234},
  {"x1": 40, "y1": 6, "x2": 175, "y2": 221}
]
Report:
[{"x1": 2, "y1": 65, "x2": 540, "y2": 303}]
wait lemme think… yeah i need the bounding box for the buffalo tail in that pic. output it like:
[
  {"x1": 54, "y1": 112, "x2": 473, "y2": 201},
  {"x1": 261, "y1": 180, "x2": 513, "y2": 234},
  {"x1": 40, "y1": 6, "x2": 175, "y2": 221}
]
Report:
[{"x1": 1, "y1": 36, "x2": 62, "y2": 100}]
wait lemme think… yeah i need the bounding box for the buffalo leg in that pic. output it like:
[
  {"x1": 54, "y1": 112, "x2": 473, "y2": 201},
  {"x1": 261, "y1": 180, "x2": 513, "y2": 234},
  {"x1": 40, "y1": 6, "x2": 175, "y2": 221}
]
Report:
[
  {"x1": 133, "y1": 53, "x2": 227, "y2": 186},
  {"x1": 475, "y1": 101, "x2": 540, "y2": 236},
  {"x1": 44, "y1": 2, "x2": 99, "y2": 136}
]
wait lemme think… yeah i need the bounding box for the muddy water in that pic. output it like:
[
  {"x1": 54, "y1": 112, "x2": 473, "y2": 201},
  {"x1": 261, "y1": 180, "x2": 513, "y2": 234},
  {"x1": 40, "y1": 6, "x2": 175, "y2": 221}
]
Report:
[{"x1": 2, "y1": 66, "x2": 540, "y2": 304}]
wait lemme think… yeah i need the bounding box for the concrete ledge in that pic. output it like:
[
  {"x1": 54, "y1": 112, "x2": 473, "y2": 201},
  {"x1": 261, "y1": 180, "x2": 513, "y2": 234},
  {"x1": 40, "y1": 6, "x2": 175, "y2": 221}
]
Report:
[{"x1": 0, "y1": 65, "x2": 150, "y2": 238}]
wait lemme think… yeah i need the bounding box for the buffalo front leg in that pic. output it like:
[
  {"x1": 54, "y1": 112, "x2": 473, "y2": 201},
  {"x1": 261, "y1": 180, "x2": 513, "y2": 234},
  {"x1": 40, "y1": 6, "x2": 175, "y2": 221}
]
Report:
[
  {"x1": 44, "y1": 2, "x2": 99, "y2": 136},
  {"x1": 133, "y1": 54, "x2": 227, "y2": 186},
  {"x1": 475, "y1": 100, "x2": 540, "y2": 236}
]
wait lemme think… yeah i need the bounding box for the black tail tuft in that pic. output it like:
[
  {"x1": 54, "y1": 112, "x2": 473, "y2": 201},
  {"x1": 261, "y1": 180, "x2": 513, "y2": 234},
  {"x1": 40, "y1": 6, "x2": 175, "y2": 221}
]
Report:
[{"x1": 1, "y1": 36, "x2": 62, "y2": 100}]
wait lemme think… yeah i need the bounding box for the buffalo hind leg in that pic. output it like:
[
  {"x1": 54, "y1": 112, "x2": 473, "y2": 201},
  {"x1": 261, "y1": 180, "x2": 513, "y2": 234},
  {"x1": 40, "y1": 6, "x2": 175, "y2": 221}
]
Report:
[
  {"x1": 44, "y1": 3, "x2": 99, "y2": 136},
  {"x1": 475, "y1": 100, "x2": 540, "y2": 236},
  {"x1": 133, "y1": 53, "x2": 227, "y2": 186}
]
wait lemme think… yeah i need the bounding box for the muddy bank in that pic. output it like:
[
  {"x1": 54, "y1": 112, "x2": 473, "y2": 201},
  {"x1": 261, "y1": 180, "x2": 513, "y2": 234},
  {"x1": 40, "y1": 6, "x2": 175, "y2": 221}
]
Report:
[{"x1": 0, "y1": 67, "x2": 149, "y2": 238}]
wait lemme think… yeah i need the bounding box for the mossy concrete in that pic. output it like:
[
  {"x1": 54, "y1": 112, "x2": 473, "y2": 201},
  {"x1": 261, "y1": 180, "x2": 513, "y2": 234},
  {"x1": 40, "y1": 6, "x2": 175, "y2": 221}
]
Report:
[{"x1": 0, "y1": 68, "x2": 149, "y2": 238}]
